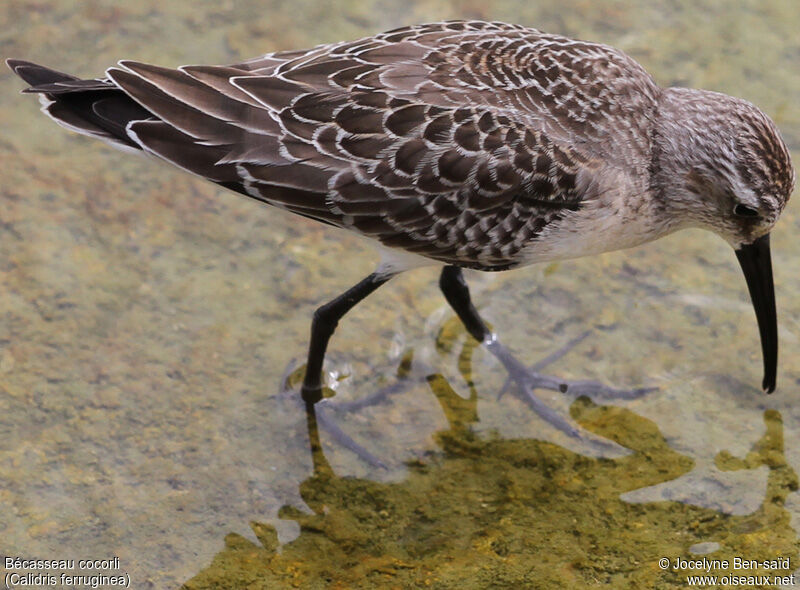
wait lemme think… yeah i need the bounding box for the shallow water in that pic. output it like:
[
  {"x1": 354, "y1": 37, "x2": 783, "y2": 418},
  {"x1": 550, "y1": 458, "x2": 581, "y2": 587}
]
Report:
[{"x1": 1, "y1": 1, "x2": 799, "y2": 588}]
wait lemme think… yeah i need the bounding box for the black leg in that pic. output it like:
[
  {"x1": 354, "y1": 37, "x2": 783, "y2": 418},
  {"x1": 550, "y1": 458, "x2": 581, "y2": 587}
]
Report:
[
  {"x1": 439, "y1": 265, "x2": 492, "y2": 343},
  {"x1": 302, "y1": 271, "x2": 395, "y2": 403}
]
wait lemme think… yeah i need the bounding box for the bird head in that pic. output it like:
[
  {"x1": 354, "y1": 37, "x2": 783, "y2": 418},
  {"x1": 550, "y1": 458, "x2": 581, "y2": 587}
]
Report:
[{"x1": 655, "y1": 88, "x2": 795, "y2": 392}]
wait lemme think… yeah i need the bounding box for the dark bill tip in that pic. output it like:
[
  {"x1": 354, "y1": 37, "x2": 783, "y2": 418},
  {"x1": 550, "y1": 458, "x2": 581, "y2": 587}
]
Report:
[{"x1": 735, "y1": 233, "x2": 777, "y2": 393}]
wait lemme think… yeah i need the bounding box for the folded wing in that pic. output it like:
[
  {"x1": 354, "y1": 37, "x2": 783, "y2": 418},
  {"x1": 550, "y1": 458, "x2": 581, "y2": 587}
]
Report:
[{"x1": 14, "y1": 21, "x2": 645, "y2": 270}]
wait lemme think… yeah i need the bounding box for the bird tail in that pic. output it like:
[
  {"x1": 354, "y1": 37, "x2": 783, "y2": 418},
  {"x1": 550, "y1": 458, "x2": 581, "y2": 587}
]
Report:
[{"x1": 7, "y1": 59, "x2": 151, "y2": 153}]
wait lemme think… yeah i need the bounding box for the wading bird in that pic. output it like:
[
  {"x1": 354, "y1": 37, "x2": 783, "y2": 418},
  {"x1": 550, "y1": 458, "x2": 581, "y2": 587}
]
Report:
[{"x1": 9, "y1": 20, "x2": 794, "y2": 437}]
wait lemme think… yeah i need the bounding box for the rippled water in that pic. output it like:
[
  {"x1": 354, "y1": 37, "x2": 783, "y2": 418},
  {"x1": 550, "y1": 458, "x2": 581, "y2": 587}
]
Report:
[{"x1": 2, "y1": 1, "x2": 799, "y2": 588}]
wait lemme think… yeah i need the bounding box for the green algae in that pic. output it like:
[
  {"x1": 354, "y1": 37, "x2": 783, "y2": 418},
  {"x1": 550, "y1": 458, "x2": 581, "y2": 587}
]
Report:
[
  {"x1": 2, "y1": 1, "x2": 800, "y2": 588},
  {"x1": 182, "y1": 369, "x2": 797, "y2": 589}
]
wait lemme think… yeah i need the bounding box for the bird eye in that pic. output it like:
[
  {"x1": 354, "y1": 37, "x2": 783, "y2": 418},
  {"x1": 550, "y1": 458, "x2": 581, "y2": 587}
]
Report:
[{"x1": 733, "y1": 204, "x2": 760, "y2": 218}]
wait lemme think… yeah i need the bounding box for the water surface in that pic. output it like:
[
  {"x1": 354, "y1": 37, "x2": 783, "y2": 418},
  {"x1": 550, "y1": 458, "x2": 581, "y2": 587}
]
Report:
[{"x1": 2, "y1": 1, "x2": 799, "y2": 588}]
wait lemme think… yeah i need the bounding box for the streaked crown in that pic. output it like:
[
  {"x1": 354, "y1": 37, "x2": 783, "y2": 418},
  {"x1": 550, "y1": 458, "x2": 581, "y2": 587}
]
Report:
[
  {"x1": 735, "y1": 104, "x2": 796, "y2": 217},
  {"x1": 653, "y1": 88, "x2": 794, "y2": 245}
]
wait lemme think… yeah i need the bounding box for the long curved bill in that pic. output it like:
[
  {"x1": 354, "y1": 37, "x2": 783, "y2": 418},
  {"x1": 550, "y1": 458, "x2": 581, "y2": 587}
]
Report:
[{"x1": 735, "y1": 233, "x2": 777, "y2": 393}]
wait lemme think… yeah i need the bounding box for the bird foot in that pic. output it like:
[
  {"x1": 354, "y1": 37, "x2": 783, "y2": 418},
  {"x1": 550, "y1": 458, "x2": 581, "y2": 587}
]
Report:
[
  {"x1": 279, "y1": 357, "x2": 418, "y2": 468},
  {"x1": 486, "y1": 333, "x2": 657, "y2": 440}
]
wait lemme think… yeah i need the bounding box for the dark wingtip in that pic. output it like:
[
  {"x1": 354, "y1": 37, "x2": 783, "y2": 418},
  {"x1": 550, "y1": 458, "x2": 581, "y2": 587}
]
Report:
[
  {"x1": 6, "y1": 58, "x2": 41, "y2": 78},
  {"x1": 6, "y1": 59, "x2": 78, "y2": 88},
  {"x1": 6, "y1": 58, "x2": 31, "y2": 71},
  {"x1": 7, "y1": 59, "x2": 36, "y2": 94},
  {"x1": 763, "y1": 379, "x2": 775, "y2": 394}
]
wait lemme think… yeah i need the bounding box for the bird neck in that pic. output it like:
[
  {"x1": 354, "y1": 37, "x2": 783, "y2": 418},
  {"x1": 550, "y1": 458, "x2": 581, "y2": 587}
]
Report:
[{"x1": 649, "y1": 87, "x2": 737, "y2": 230}]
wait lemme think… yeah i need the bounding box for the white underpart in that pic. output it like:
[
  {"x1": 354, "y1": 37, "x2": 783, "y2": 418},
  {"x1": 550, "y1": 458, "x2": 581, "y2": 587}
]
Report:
[
  {"x1": 374, "y1": 244, "x2": 440, "y2": 277},
  {"x1": 521, "y1": 180, "x2": 677, "y2": 264}
]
